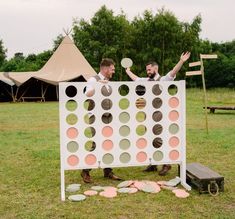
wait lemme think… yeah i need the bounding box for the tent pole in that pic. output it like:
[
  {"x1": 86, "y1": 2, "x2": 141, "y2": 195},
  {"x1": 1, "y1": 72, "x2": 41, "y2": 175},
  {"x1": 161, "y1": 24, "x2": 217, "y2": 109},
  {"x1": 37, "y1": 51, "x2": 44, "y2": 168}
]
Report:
[
  {"x1": 17, "y1": 86, "x2": 30, "y2": 102},
  {"x1": 15, "y1": 87, "x2": 19, "y2": 102},
  {"x1": 56, "y1": 85, "x2": 59, "y2": 100},
  {"x1": 41, "y1": 82, "x2": 45, "y2": 102},
  {"x1": 42, "y1": 83, "x2": 49, "y2": 102},
  {"x1": 11, "y1": 86, "x2": 15, "y2": 102}
]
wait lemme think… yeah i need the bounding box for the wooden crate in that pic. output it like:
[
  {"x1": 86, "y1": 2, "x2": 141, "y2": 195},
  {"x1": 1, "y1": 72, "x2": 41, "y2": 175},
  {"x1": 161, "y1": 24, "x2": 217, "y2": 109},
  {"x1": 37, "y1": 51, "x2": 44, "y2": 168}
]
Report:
[{"x1": 186, "y1": 163, "x2": 224, "y2": 196}]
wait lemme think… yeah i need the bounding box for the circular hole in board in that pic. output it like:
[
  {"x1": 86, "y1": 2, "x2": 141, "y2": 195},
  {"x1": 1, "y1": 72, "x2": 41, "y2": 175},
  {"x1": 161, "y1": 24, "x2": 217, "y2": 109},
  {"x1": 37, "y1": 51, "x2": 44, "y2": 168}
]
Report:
[{"x1": 65, "y1": 85, "x2": 77, "y2": 98}]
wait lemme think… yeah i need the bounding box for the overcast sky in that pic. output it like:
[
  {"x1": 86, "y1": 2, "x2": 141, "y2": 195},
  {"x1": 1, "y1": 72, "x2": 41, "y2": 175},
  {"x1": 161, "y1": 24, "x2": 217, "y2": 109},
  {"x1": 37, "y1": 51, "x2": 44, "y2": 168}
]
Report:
[{"x1": 0, "y1": 0, "x2": 234, "y2": 58}]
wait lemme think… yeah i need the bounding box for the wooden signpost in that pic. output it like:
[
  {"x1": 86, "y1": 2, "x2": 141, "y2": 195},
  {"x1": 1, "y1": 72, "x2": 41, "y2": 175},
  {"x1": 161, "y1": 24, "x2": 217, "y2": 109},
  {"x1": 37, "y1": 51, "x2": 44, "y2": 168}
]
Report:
[{"x1": 186, "y1": 54, "x2": 218, "y2": 133}]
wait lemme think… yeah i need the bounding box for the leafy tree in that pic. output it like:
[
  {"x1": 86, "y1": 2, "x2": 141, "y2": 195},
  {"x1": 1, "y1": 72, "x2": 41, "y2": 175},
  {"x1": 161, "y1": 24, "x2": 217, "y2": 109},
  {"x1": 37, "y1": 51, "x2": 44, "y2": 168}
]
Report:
[
  {"x1": 130, "y1": 8, "x2": 199, "y2": 79},
  {"x1": 33, "y1": 50, "x2": 52, "y2": 69},
  {"x1": 1, "y1": 6, "x2": 233, "y2": 88},
  {"x1": 72, "y1": 6, "x2": 132, "y2": 81},
  {"x1": 205, "y1": 41, "x2": 235, "y2": 87},
  {"x1": 1, "y1": 50, "x2": 52, "y2": 72},
  {"x1": 0, "y1": 39, "x2": 7, "y2": 69}
]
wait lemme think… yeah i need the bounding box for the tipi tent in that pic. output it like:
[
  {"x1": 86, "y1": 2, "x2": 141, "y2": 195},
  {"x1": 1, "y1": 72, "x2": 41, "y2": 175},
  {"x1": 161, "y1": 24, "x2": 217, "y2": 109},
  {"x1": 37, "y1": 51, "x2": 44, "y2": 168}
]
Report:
[
  {"x1": 35, "y1": 36, "x2": 96, "y2": 85},
  {"x1": 0, "y1": 35, "x2": 96, "y2": 101}
]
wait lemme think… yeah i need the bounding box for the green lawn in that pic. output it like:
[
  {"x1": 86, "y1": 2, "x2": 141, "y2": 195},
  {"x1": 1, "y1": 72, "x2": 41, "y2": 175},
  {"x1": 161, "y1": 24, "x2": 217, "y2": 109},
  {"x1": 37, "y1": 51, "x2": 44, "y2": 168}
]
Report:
[{"x1": 0, "y1": 88, "x2": 235, "y2": 219}]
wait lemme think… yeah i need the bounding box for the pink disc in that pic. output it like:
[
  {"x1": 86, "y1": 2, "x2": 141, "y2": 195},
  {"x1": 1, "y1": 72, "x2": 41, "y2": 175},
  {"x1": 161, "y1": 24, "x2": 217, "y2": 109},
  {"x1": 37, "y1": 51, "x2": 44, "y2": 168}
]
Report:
[
  {"x1": 175, "y1": 192, "x2": 189, "y2": 198},
  {"x1": 172, "y1": 189, "x2": 185, "y2": 194},
  {"x1": 168, "y1": 97, "x2": 179, "y2": 108},
  {"x1": 157, "y1": 181, "x2": 167, "y2": 186},
  {"x1": 84, "y1": 190, "x2": 98, "y2": 196},
  {"x1": 169, "y1": 136, "x2": 180, "y2": 148},
  {"x1": 168, "y1": 110, "x2": 179, "y2": 122},
  {"x1": 99, "y1": 191, "x2": 117, "y2": 198},
  {"x1": 66, "y1": 127, "x2": 78, "y2": 139},
  {"x1": 102, "y1": 126, "x2": 113, "y2": 137},
  {"x1": 173, "y1": 189, "x2": 190, "y2": 198},
  {"x1": 104, "y1": 187, "x2": 117, "y2": 192},
  {"x1": 85, "y1": 154, "x2": 97, "y2": 165},
  {"x1": 102, "y1": 140, "x2": 114, "y2": 151},
  {"x1": 133, "y1": 181, "x2": 145, "y2": 190},
  {"x1": 136, "y1": 152, "x2": 147, "y2": 162},
  {"x1": 136, "y1": 138, "x2": 147, "y2": 149},
  {"x1": 67, "y1": 155, "x2": 79, "y2": 166},
  {"x1": 169, "y1": 150, "x2": 179, "y2": 160}
]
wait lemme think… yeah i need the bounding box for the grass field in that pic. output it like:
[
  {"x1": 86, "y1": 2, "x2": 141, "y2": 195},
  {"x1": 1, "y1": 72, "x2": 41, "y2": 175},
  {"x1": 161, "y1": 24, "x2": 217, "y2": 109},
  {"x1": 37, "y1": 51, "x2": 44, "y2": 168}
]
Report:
[{"x1": 0, "y1": 88, "x2": 235, "y2": 219}]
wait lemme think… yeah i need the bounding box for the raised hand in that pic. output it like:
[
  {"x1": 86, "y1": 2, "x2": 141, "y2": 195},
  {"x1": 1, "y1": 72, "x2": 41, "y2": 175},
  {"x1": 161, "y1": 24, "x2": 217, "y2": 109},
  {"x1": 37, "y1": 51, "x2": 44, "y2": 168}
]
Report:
[{"x1": 180, "y1": 52, "x2": 191, "y2": 62}]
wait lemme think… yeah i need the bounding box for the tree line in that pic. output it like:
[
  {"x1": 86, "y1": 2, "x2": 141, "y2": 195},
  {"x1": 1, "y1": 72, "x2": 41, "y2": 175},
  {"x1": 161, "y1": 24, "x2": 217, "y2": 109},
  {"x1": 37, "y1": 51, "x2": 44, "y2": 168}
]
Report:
[{"x1": 0, "y1": 6, "x2": 234, "y2": 88}]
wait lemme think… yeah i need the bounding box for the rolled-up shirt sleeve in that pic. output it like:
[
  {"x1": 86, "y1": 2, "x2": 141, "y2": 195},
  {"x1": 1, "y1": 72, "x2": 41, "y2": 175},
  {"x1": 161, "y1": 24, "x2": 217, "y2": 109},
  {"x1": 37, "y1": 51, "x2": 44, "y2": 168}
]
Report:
[{"x1": 160, "y1": 71, "x2": 175, "y2": 81}]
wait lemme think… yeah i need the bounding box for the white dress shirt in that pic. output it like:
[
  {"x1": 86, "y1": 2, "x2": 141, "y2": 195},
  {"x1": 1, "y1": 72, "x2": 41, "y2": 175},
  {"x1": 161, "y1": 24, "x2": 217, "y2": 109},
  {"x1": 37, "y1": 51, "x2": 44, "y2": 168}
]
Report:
[
  {"x1": 135, "y1": 71, "x2": 175, "y2": 81},
  {"x1": 85, "y1": 72, "x2": 110, "y2": 95}
]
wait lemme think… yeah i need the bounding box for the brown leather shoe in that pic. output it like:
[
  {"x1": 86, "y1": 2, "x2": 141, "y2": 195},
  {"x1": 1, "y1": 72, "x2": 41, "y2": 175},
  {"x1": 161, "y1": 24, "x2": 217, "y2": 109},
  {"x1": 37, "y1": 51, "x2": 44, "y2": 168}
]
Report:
[
  {"x1": 143, "y1": 165, "x2": 157, "y2": 172},
  {"x1": 159, "y1": 165, "x2": 171, "y2": 176},
  {"x1": 81, "y1": 170, "x2": 93, "y2": 183},
  {"x1": 104, "y1": 172, "x2": 122, "y2": 181}
]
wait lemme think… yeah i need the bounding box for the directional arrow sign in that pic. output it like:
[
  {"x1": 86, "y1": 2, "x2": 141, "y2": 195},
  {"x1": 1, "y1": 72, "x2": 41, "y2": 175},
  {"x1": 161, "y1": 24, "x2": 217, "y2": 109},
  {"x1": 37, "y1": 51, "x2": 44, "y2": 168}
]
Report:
[
  {"x1": 200, "y1": 54, "x2": 218, "y2": 59},
  {"x1": 186, "y1": 71, "x2": 202, "y2": 76},
  {"x1": 189, "y1": 61, "x2": 201, "y2": 67}
]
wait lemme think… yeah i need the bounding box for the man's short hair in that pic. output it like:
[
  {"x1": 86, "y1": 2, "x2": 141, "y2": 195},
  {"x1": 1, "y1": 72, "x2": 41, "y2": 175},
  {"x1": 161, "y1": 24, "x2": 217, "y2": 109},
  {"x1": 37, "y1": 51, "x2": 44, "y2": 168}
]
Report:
[
  {"x1": 146, "y1": 61, "x2": 158, "y2": 67},
  {"x1": 100, "y1": 58, "x2": 115, "y2": 67}
]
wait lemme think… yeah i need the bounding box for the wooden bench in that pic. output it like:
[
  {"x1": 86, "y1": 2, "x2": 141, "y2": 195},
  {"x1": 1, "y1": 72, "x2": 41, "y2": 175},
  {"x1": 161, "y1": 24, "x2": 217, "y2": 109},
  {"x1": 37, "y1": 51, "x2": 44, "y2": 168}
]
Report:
[
  {"x1": 204, "y1": 106, "x2": 235, "y2": 113},
  {"x1": 21, "y1": 97, "x2": 45, "y2": 102}
]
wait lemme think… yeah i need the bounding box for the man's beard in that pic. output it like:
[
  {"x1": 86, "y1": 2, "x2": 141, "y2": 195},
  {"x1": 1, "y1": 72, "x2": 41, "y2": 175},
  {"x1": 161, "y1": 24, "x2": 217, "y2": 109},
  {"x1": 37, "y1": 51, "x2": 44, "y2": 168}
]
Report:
[{"x1": 149, "y1": 72, "x2": 156, "y2": 79}]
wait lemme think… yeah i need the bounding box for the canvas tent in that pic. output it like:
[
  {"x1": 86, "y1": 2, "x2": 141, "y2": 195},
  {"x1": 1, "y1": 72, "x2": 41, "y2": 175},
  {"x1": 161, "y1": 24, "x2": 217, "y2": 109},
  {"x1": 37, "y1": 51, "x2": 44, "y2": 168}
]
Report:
[
  {"x1": 0, "y1": 72, "x2": 16, "y2": 101},
  {"x1": 0, "y1": 35, "x2": 96, "y2": 101}
]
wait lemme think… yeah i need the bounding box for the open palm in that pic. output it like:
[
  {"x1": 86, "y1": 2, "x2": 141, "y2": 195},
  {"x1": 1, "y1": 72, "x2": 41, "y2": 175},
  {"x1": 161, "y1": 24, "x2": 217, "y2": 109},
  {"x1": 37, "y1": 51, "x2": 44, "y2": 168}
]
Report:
[{"x1": 181, "y1": 52, "x2": 191, "y2": 62}]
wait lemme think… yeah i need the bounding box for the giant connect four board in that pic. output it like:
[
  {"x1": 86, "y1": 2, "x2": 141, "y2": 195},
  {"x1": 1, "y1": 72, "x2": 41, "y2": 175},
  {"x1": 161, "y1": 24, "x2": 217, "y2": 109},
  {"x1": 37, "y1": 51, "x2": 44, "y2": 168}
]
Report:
[{"x1": 59, "y1": 81, "x2": 190, "y2": 200}]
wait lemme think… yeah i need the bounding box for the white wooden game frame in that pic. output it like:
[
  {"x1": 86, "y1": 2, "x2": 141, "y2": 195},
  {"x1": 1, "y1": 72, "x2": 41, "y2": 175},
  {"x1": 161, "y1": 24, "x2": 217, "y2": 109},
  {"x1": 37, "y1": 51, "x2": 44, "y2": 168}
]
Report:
[{"x1": 59, "y1": 81, "x2": 191, "y2": 201}]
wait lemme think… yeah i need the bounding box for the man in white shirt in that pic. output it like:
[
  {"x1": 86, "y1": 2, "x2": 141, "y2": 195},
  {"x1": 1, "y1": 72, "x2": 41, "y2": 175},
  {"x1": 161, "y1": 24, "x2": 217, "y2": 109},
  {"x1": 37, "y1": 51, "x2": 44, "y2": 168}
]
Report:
[
  {"x1": 126, "y1": 52, "x2": 190, "y2": 82},
  {"x1": 125, "y1": 52, "x2": 190, "y2": 176},
  {"x1": 81, "y1": 58, "x2": 122, "y2": 183}
]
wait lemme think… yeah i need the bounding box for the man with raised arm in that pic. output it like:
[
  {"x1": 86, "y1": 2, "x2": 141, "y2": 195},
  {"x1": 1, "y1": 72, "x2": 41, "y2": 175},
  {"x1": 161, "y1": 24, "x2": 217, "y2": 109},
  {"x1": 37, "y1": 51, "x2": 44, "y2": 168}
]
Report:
[{"x1": 125, "y1": 52, "x2": 190, "y2": 175}]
